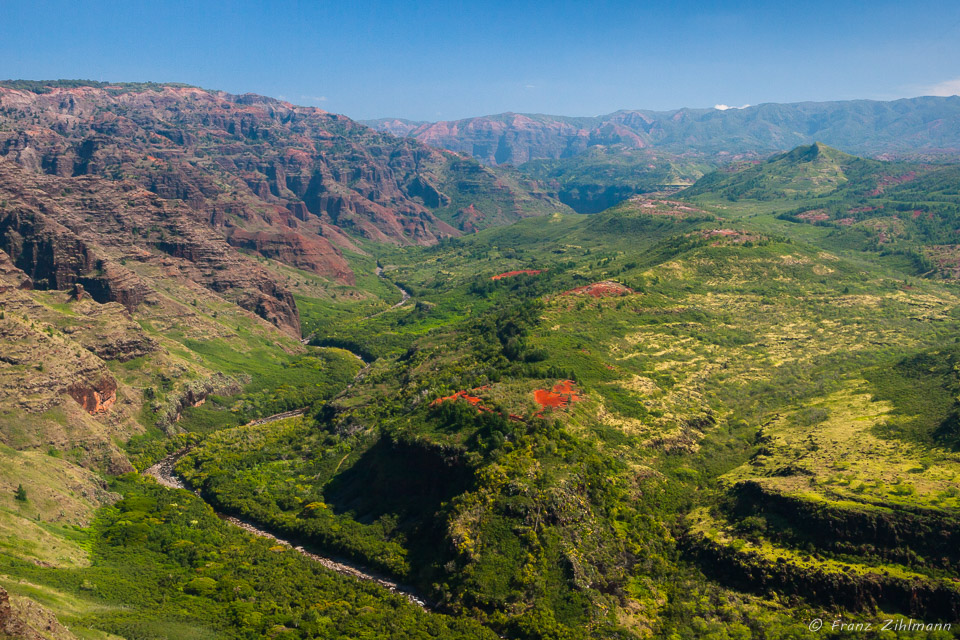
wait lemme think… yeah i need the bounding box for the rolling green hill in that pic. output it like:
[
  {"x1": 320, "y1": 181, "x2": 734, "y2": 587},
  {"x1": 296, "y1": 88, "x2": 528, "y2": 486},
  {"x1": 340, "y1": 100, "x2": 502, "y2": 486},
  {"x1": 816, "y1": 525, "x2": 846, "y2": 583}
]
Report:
[{"x1": 681, "y1": 142, "x2": 877, "y2": 200}]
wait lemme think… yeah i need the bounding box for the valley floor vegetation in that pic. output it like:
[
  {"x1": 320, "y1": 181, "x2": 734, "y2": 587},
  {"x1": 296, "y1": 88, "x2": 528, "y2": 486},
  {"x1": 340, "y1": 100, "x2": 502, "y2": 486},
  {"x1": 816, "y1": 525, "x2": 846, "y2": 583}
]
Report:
[{"x1": 4, "y1": 121, "x2": 960, "y2": 639}]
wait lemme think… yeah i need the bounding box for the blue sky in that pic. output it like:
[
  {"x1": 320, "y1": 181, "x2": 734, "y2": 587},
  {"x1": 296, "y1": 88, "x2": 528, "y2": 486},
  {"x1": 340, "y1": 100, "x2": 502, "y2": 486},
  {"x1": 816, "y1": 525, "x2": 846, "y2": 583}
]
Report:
[{"x1": 2, "y1": 0, "x2": 959, "y2": 121}]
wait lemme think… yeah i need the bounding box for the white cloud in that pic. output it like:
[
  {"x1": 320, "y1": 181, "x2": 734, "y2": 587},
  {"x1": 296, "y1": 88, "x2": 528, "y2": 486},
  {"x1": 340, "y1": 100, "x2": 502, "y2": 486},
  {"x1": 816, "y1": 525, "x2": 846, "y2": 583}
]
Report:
[
  {"x1": 714, "y1": 103, "x2": 750, "y2": 110},
  {"x1": 525, "y1": 84, "x2": 536, "y2": 89},
  {"x1": 920, "y1": 77, "x2": 960, "y2": 97},
  {"x1": 301, "y1": 95, "x2": 328, "y2": 103}
]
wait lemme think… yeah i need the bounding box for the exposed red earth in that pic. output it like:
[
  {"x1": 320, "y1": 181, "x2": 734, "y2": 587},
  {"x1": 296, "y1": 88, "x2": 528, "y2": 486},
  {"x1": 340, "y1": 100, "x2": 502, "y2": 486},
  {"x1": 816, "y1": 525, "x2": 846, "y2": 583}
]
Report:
[
  {"x1": 431, "y1": 390, "x2": 487, "y2": 408},
  {"x1": 533, "y1": 379, "x2": 581, "y2": 416},
  {"x1": 701, "y1": 229, "x2": 761, "y2": 244},
  {"x1": 431, "y1": 387, "x2": 529, "y2": 422},
  {"x1": 797, "y1": 210, "x2": 831, "y2": 222},
  {"x1": 491, "y1": 269, "x2": 544, "y2": 280},
  {"x1": 562, "y1": 281, "x2": 634, "y2": 297}
]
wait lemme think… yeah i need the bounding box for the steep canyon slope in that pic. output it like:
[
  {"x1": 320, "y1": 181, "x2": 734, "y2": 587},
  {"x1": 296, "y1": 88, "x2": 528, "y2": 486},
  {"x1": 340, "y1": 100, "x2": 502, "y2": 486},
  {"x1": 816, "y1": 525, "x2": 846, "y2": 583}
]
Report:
[{"x1": 0, "y1": 82, "x2": 567, "y2": 272}]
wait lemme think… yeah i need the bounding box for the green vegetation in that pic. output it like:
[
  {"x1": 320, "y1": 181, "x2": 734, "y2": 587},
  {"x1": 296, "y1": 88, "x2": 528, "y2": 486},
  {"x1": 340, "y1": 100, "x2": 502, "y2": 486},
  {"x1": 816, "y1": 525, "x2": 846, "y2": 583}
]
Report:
[
  {"x1": 519, "y1": 147, "x2": 713, "y2": 212},
  {"x1": 123, "y1": 345, "x2": 360, "y2": 473},
  {"x1": 170, "y1": 168, "x2": 960, "y2": 636},
  {"x1": 6, "y1": 141, "x2": 960, "y2": 638},
  {"x1": 0, "y1": 478, "x2": 497, "y2": 639}
]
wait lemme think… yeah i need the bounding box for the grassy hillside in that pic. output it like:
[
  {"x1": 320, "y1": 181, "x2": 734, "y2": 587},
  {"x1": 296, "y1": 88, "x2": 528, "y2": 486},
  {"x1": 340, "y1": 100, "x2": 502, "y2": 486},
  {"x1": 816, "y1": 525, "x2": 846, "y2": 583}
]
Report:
[
  {"x1": 177, "y1": 155, "x2": 960, "y2": 637},
  {"x1": 5, "y1": 143, "x2": 960, "y2": 638}
]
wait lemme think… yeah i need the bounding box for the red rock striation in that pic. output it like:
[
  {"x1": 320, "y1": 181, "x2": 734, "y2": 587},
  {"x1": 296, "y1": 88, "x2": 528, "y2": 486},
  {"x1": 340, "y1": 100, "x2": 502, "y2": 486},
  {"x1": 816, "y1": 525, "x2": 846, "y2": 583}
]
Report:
[
  {"x1": 0, "y1": 158, "x2": 302, "y2": 335},
  {"x1": 0, "y1": 84, "x2": 563, "y2": 263}
]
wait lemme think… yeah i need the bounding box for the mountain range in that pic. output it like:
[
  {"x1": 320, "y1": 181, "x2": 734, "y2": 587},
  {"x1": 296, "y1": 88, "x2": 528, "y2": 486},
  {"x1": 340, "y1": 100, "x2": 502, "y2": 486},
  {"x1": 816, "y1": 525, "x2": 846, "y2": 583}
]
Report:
[
  {"x1": 0, "y1": 81, "x2": 567, "y2": 282},
  {"x1": 364, "y1": 95, "x2": 960, "y2": 165}
]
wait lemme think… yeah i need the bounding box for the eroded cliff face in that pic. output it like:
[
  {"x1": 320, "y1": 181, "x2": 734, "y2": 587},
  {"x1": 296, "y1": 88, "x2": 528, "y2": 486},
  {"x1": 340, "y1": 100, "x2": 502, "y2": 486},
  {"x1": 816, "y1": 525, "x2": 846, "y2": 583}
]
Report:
[
  {"x1": 0, "y1": 298, "x2": 134, "y2": 471},
  {"x1": 0, "y1": 159, "x2": 301, "y2": 336},
  {"x1": 0, "y1": 85, "x2": 564, "y2": 262},
  {"x1": 66, "y1": 375, "x2": 117, "y2": 414},
  {"x1": 0, "y1": 161, "x2": 311, "y2": 472}
]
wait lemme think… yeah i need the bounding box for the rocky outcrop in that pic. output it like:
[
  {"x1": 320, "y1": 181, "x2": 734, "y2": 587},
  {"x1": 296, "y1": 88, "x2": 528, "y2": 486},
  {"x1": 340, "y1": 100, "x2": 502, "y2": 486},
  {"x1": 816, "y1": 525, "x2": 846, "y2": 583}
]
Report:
[
  {"x1": 685, "y1": 529, "x2": 960, "y2": 620},
  {"x1": 0, "y1": 249, "x2": 32, "y2": 291},
  {"x1": 67, "y1": 374, "x2": 117, "y2": 414},
  {"x1": 152, "y1": 373, "x2": 245, "y2": 433},
  {"x1": 0, "y1": 586, "x2": 79, "y2": 640},
  {"x1": 731, "y1": 480, "x2": 960, "y2": 571},
  {"x1": 0, "y1": 315, "x2": 119, "y2": 414}
]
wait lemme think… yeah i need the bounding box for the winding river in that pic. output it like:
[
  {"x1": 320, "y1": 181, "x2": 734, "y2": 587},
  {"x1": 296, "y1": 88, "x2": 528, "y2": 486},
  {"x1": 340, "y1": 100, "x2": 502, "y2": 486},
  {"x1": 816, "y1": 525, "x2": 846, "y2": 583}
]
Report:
[
  {"x1": 144, "y1": 400, "x2": 429, "y2": 609},
  {"x1": 144, "y1": 264, "x2": 431, "y2": 607}
]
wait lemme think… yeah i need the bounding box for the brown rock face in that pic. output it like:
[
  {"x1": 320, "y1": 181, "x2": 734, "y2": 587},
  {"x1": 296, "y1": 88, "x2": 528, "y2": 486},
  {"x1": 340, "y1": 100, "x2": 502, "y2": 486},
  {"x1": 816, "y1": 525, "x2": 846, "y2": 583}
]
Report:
[
  {"x1": 67, "y1": 375, "x2": 118, "y2": 414},
  {"x1": 0, "y1": 315, "x2": 119, "y2": 414},
  {"x1": 0, "y1": 84, "x2": 564, "y2": 262},
  {"x1": 226, "y1": 228, "x2": 354, "y2": 284},
  {"x1": 0, "y1": 158, "x2": 302, "y2": 336},
  {"x1": 0, "y1": 585, "x2": 79, "y2": 640},
  {"x1": 0, "y1": 248, "x2": 33, "y2": 291}
]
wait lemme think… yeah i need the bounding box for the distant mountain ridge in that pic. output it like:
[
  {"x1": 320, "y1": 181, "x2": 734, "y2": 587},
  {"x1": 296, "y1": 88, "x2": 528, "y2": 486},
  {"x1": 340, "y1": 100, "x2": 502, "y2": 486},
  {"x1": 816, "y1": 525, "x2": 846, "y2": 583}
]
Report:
[{"x1": 363, "y1": 96, "x2": 960, "y2": 165}]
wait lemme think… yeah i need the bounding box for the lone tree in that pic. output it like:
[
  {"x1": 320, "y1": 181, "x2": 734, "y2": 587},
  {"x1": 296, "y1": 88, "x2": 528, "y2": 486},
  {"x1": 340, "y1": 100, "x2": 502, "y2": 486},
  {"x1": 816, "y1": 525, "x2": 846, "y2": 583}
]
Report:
[{"x1": 14, "y1": 484, "x2": 27, "y2": 502}]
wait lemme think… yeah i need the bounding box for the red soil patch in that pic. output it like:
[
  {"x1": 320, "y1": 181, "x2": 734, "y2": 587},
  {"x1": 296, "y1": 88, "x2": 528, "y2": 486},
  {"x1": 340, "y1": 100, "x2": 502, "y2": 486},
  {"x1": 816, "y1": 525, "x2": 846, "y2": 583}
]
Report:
[
  {"x1": 797, "y1": 210, "x2": 831, "y2": 222},
  {"x1": 848, "y1": 205, "x2": 881, "y2": 214},
  {"x1": 700, "y1": 229, "x2": 762, "y2": 244},
  {"x1": 491, "y1": 269, "x2": 544, "y2": 280},
  {"x1": 534, "y1": 379, "x2": 581, "y2": 416},
  {"x1": 868, "y1": 172, "x2": 918, "y2": 197},
  {"x1": 431, "y1": 390, "x2": 486, "y2": 407},
  {"x1": 562, "y1": 281, "x2": 634, "y2": 298},
  {"x1": 836, "y1": 217, "x2": 855, "y2": 226},
  {"x1": 430, "y1": 386, "x2": 525, "y2": 422}
]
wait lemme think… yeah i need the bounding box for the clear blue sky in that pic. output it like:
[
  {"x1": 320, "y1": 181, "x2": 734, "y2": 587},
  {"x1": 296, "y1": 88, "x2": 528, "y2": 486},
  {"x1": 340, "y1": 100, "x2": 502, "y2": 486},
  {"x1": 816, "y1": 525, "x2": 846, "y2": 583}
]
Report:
[{"x1": 2, "y1": 0, "x2": 959, "y2": 121}]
